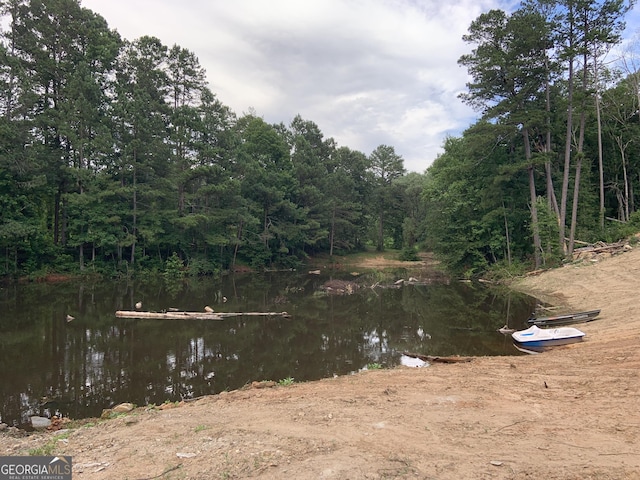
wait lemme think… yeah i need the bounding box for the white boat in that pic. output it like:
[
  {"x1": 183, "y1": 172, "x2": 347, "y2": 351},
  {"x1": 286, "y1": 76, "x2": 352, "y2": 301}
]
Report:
[{"x1": 512, "y1": 325, "x2": 585, "y2": 347}]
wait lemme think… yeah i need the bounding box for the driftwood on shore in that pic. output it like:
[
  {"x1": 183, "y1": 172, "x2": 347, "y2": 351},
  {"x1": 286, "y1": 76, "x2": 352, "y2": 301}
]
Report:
[
  {"x1": 572, "y1": 240, "x2": 631, "y2": 261},
  {"x1": 403, "y1": 352, "x2": 474, "y2": 364},
  {"x1": 115, "y1": 310, "x2": 291, "y2": 320}
]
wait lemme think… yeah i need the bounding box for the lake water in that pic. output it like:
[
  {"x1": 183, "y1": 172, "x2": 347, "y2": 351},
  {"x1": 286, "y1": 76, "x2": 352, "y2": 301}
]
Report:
[{"x1": 0, "y1": 269, "x2": 537, "y2": 427}]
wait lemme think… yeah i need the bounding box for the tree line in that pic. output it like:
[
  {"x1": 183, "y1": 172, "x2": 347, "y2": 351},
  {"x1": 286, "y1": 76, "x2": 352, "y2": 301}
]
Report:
[
  {"x1": 425, "y1": 0, "x2": 640, "y2": 276},
  {"x1": 0, "y1": 0, "x2": 411, "y2": 278},
  {"x1": 2, "y1": 0, "x2": 640, "y2": 280}
]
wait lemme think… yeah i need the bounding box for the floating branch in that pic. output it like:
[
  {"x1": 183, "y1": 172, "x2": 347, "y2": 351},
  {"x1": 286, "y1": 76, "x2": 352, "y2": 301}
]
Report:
[
  {"x1": 403, "y1": 352, "x2": 474, "y2": 364},
  {"x1": 115, "y1": 310, "x2": 291, "y2": 320}
]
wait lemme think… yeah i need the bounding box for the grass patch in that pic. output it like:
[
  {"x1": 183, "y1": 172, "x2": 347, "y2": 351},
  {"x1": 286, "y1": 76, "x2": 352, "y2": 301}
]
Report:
[
  {"x1": 308, "y1": 248, "x2": 404, "y2": 267},
  {"x1": 29, "y1": 431, "x2": 70, "y2": 456},
  {"x1": 278, "y1": 377, "x2": 295, "y2": 386}
]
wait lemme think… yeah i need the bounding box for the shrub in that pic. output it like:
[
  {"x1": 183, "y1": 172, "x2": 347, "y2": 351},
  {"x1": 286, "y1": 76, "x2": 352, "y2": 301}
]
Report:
[{"x1": 398, "y1": 247, "x2": 420, "y2": 261}]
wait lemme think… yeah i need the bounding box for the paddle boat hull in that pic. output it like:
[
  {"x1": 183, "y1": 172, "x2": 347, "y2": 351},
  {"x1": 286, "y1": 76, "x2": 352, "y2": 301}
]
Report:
[{"x1": 512, "y1": 325, "x2": 585, "y2": 347}]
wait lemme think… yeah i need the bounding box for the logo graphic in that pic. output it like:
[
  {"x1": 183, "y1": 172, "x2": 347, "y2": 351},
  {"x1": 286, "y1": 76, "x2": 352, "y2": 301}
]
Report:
[{"x1": 0, "y1": 456, "x2": 72, "y2": 480}]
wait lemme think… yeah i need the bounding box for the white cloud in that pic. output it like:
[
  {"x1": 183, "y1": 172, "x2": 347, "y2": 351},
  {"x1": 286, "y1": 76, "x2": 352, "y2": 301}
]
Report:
[{"x1": 80, "y1": 0, "x2": 533, "y2": 171}]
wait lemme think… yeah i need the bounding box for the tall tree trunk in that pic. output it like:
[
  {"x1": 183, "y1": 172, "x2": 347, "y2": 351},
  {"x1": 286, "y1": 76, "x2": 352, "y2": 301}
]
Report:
[
  {"x1": 622, "y1": 143, "x2": 630, "y2": 221},
  {"x1": 568, "y1": 109, "x2": 586, "y2": 255},
  {"x1": 568, "y1": 155, "x2": 582, "y2": 254},
  {"x1": 545, "y1": 162, "x2": 559, "y2": 217},
  {"x1": 233, "y1": 219, "x2": 243, "y2": 269},
  {"x1": 523, "y1": 127, "x2": 541, "y2": 269},
  {"x1": 559, "y1": 63, "x2": 573, "y2": 256},
  {"x1": 559, "y1": 5, "x2": 576, "y2": 257},
  {"x1": 594, "y1": 60, "x2": 605, "y2": 231},
  {"x1": 544, "y1": 55, "x2": 560, "y2": 218},
  {"x1": 568, "y1": 44, "x2": 589, "y2": 256}
]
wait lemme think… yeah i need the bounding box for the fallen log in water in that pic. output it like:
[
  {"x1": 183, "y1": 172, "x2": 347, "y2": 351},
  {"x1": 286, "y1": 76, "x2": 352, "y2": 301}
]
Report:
[
  {"x1": 403, "y1": 352, "x2": 474, "y2": 364},
  {"x1": 115, "y1": 310, "x2": 291, "y2": 320}
]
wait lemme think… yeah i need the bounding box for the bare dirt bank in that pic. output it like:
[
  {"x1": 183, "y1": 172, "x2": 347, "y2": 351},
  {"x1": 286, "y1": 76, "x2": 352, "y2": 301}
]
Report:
[{"x1": 2, "y1": 249, "x2": 640, "y2": 479}]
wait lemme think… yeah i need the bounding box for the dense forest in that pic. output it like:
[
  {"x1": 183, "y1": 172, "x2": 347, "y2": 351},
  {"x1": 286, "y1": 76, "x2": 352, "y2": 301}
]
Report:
[{"x1": 1, "y1": 0, "x2": 640, "y2": 279}]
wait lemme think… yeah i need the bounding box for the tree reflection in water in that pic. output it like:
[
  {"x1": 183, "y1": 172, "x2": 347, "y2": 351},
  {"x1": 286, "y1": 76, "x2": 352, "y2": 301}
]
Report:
[{"x1": 0, "y1": 271, "x2": 536, "y2": 427}]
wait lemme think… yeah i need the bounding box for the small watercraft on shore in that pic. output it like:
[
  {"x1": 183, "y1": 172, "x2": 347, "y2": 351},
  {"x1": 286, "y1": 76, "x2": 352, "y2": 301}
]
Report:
[
  {"x1": 512, "y1": 325, "x2": 586, "y2": 347},
  {"x1": 527, "y1": 309, "x2": 600, "y2": 327}
]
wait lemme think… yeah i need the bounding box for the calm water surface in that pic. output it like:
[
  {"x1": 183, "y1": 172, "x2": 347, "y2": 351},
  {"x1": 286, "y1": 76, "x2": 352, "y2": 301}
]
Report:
[{"x1": 0, "y1": 270, "x2": 537, "y2": 427}]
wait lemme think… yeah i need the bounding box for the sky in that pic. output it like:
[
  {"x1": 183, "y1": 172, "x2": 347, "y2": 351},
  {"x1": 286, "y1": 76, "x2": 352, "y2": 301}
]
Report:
[{"x1": 80, "y1": 0, "x2": 640, "y2": 173}]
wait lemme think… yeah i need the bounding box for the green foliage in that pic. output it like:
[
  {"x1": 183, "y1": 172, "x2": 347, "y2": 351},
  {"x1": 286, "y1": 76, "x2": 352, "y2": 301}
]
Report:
[
  {"x1": 365, "y1": 363, "x2": 383, "y2": 370},
  {"x1": 483, "y1": 259, "x2": 529, "y2": 282},
  {"x1": 186, "y1": 257, "x2": 221, "y2": 277},
  {"x1": 278, "y1": 377, "x2": 295, "y2": 386},
  {"x1": 627, "y1": 212, "x2": 640, "y2": 232},
  {"x1": 398, "y1": 246, "x2": 420, "y2": 262},
  {"x1": 368, "y1": 145, "x2": 406, "y2": 251},
  {"x1": 28, "y1": 432, "x2": 70, "y2": 456},
  {"x1": 535, "y1": 197, "x2": 562, "y2": 268},
  {"x1": 602, "y1": 212, "x2": 640, "y2": 243},
  {"x1": 422, "y1": 133, "x2": 518, "y2": 276},
  {"x1": 0, "y1": 1, "x2": 638, "y2": 279},
  {"x1": 163, "y1": 253, "x2": 186, "y2": 283}
]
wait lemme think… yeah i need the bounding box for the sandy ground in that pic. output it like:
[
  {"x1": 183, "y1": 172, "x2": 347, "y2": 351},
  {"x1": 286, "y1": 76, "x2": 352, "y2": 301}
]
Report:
[{"x1": 2, "y1": 249, "x2": 640, "y2": 479}]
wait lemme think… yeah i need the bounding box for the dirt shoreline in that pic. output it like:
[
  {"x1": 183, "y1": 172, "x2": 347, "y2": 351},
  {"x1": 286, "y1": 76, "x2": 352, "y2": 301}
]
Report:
[{"x1": 3, "y1": 249, "x2": 640, "y2": 479}]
